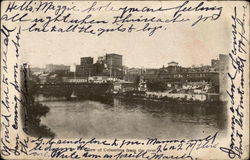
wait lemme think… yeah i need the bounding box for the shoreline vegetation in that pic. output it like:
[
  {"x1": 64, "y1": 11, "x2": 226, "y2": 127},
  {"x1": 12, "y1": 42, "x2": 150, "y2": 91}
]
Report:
[{"x1": 21, "y1": 80, "x2": 55, "y2": 138}]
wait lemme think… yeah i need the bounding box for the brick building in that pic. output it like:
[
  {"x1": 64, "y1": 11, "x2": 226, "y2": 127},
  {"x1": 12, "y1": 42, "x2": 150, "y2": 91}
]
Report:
[
  {"x1": 141, "y1": 60, "x2": 220, "y2": 92},
  {"x1": 76, "y1": 57, "x2": 94, "y2": 77},
  {"x1": 105, "y1": 54, "x2": 123, "y2": 78}
]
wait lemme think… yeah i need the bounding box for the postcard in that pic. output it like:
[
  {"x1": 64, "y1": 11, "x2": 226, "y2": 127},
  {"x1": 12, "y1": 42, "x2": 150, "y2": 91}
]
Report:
[{"x1": 1, "y1": 0, "x2": 249, "y2": 159}]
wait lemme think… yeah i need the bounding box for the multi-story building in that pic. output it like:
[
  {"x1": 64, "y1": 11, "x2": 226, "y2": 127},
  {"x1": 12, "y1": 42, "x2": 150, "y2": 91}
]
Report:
[
  {"x1": 124, "y1": 67, "x2": 146, "y2": 83},
  {"x1": 76, "y1": 57, "x2": 94, "y2": 77},
  {"x1": 75, "y1": 54, "x2": 123, "y2": 78},
  {"x1": 93, "y1": 62, "x2": 105, "y2": 76},
  {"x1": 141, "y1": 61, "x2": 219, "y2": 92},
  {"x1": 106, "y1": 54, "x2": 122, "y2": 69},
  {"x1": 127, "y1": 68, "x2": 145, "y2": 75},
  {"x1": 97, "y1": 56, "x2": 106, "y2": 64},
  {"x1": 80, "y1": 57, "x2": 93, "y2": 65},
  {"x1": 105, "y1": 53, "x2": 123, "y2": 78}
]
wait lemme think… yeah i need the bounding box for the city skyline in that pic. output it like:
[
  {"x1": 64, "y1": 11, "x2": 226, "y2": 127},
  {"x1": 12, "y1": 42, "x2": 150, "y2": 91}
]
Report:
[{"x1": 28, "y1": 53, "x2": 221, "y2": 71}]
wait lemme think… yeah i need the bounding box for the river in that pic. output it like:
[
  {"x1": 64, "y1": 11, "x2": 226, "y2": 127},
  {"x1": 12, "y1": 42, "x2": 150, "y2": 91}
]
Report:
[{"x1": 39, "y1": 96, "x2": 227, "y2": 139}]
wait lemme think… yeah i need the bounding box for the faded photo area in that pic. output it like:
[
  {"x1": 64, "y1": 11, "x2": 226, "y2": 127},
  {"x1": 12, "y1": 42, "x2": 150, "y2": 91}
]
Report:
[{"x1": 15, "y1": 2, "x2": 231, "y2": 140}]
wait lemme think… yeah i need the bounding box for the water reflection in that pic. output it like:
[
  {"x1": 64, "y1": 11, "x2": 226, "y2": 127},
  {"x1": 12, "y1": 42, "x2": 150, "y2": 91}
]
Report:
[{"x1": 40, "y1": 96, "x2": 227, "y2": 139}]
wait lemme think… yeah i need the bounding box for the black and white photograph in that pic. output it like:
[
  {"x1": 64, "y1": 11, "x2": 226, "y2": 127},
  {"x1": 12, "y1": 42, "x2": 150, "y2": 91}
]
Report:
[
  {"x1": 23, "y1": 51, "x2": 229, "y2": 139},
  {"x1": 1, "y1": 0, "x2": 249, "y2": 160}
]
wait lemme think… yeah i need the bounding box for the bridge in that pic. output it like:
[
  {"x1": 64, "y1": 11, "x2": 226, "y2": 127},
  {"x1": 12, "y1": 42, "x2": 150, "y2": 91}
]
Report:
[{"x1": 36, "y1": 82, "x2": 113, "y2": 98}]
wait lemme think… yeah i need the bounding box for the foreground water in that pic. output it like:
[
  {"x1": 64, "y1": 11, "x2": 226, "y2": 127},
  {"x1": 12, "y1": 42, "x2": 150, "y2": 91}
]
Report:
[{"x1": 40, "y1": 97, "x2": 227, "y2": 139}]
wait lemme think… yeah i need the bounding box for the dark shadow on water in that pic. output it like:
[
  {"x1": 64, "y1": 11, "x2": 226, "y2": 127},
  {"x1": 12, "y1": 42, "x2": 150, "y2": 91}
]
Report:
[
  {"x1": 35, "y1": 94, "x2": 227, "y2": 138},
  {"x1": 66, "y1": 95, "x2": 227, "y2": 131},
  {"x1": 113, "y1": 97, "x2": 227, "y2": 130}
]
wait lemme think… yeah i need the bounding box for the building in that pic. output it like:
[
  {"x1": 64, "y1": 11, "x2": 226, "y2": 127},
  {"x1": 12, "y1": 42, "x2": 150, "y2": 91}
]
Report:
[
  {"x1": 127, "y1": 68, "x2": 145, "y2": 75},
  {"x1": 80, "y1": 57, "x2": 93, "y2": 65},
  {"x1": 88, "y1": 76, "x2": 109, "y2": 83},
  {"x1": 141, "y1": 60, "x2": 219, "y2": 92},
  {"x1": 93, "y1": 63, "x2": 105, "y2": 76},
  {"x1": 106, "y1": 54, "x2": 122, "y2": 69},
  {"x1": 166, "y1": 62, "x2": 182, "y2": 73},
  {"x1": 113, "y1": 81, "x2": 135, "y2": 93},
  {"x1": 168, "y1": 61, "x2": 179, "y2": 67},
  {"x1": 76, "y1": 57, "x2": 94, "y2": 77},
  {"x1": 105, "y1": 53, "x2": 123, "y2": 78},
  {"x1": 75, "y1": 54, "x2": 123, "y2": 78},
  {"x1": 97, "y1": 56, "x2": 105, "y2": 64},
  {"x1": 141, "y1": 68, "x2": 158, "y2": 80},
  {"x1": 45, "y1": 64, "x2": 70, "y2": 73}
]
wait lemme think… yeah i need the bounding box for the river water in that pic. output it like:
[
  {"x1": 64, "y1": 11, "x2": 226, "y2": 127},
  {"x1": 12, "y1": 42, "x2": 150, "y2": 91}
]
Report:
[{"x1": 40, "y1": 97, "x2": 227, "y2": 139}]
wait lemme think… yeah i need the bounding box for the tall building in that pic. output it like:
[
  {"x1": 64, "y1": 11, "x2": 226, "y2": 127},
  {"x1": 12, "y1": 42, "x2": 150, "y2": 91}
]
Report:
[
  {"x1": 76, "y1": 57, "x2": 94, "y2": 77},
  {"x1": 106, "y1": 54, "x2": 122, "y2": 69},
  {"x1": 105, "y1": 53, "x2": 123, "y2": 78},
  {"x1": 75, "y1": 54, "x2": 123, "y2": 78},
  {"x1": 80, "y1": 57, "x2": 93, "y2": 65},
  {"x1": 93, "y1": 62, "x2": 105, "y2": 76}
]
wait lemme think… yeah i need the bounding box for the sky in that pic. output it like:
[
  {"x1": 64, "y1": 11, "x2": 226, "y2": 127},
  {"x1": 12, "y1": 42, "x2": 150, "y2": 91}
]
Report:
[{"x1": 19, "y1": 1, "x2": 231, "y2": 69}]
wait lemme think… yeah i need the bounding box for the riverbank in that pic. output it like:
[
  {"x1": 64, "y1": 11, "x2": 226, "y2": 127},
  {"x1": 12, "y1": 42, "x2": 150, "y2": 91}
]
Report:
[
  {"x1": 112, "y1": 90, "x2": 223, "y2": 105},
  {"x1": 113, "y1": 94, "x2": 224, "y2": 106},
  {"x1": 34, "y1": 91, "x2": 225, "y2": 109},
  {"x1": 21, "y1": 80, "x2": 55, "y2": 138}
]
